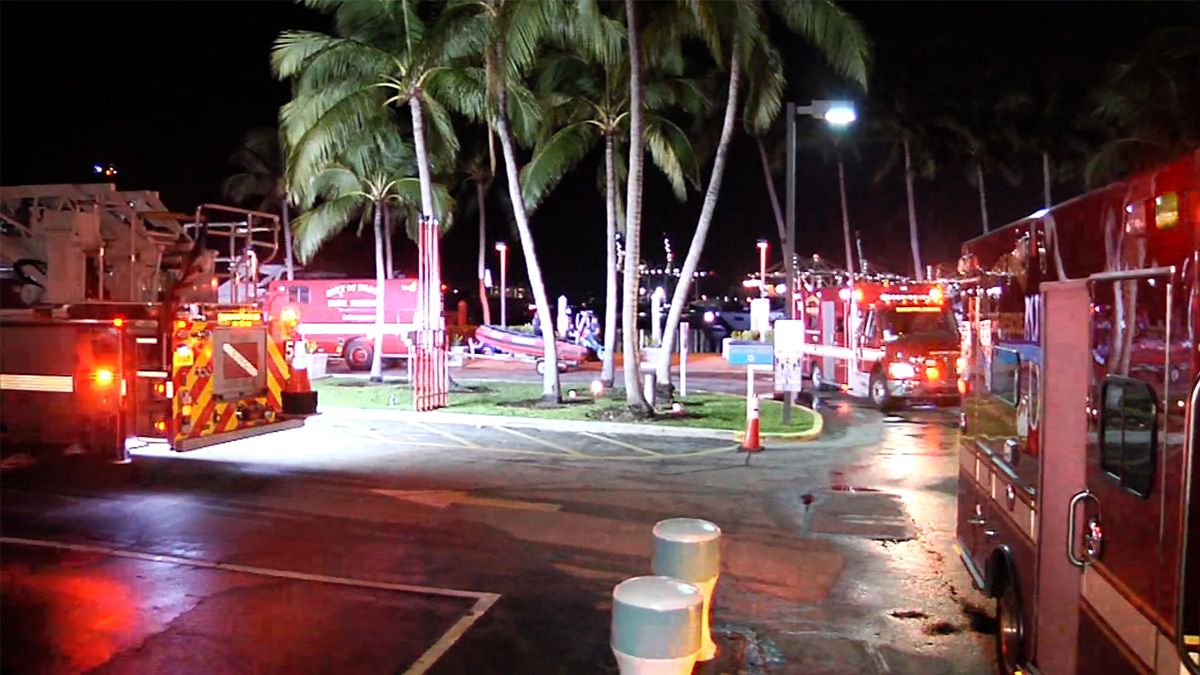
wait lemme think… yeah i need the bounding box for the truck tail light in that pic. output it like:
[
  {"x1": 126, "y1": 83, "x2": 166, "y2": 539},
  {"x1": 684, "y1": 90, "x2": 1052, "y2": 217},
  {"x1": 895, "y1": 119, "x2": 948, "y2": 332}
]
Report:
[
  {"x1": 93, "y1": 368, "x2": 116, "y2": 386},
  {"x1": 926, "y1": 366, "x2": 941, "y2": 380},
  {"x1": 280, "y1": 306, "x2": 300, "y2": 327},
  {"x1": 887, "y1": 362, "x2": 916, "y2": 379}
]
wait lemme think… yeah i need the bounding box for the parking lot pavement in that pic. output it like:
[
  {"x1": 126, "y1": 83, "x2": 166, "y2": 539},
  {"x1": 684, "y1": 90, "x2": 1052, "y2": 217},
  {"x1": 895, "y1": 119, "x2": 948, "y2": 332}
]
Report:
[
  {"x1": 128, "y1": 412, "x2": 744, "y2": 465},
  {"x1": 0, "y1": 541, "x2": 489, "y2": 675}
]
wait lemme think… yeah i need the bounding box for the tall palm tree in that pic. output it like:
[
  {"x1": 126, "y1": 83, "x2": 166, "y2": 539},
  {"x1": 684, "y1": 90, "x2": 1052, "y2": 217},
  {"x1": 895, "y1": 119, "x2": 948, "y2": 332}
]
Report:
[
  {"x1": 289, "y1": 130, "x2": 454, "y2": 382},
  {"x1": 938, "y1": 90, "x2": 1024, "y2": 234},
  {"x1": 223, "y1": 128, "x2": 296, "y2": 281},
  {"x1": 433, "y1": 0, "x2": 567, "y2": 402},
  {"x1": 654, "y1": 0, "x2": 871, "y2": 387},
  {"x1": 520, "y1": 16, "x2": 705, "y2": 388},
  {"x1": 871, "y1": 90, "x2": 940, "y2": 280}
]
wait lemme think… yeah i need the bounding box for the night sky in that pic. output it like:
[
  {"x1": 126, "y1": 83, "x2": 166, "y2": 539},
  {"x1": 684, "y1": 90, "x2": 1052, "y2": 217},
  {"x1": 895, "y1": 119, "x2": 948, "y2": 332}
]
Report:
[{"x1": 3, "y1": 1, "x2": 1196, "y2": 303}]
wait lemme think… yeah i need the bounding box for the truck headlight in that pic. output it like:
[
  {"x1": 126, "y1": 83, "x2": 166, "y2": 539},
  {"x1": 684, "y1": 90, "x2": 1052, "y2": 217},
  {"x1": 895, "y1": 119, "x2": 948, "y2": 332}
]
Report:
[
  {"x1": 887, "y1": 362, "x2": 917, "y2": 380},
  {"x1": 703, "y1": 311, "x2": 715, "y2": 323}
]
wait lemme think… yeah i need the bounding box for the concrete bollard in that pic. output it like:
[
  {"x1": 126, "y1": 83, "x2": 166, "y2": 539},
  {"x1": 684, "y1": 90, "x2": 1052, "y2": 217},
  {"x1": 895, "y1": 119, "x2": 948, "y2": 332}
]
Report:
[
  {"x1": 652, "y1": 518, "x2": 722, "y2": 661},
  {"x1": 611, "y1": 576, "x2": 703, "y2": 675}
]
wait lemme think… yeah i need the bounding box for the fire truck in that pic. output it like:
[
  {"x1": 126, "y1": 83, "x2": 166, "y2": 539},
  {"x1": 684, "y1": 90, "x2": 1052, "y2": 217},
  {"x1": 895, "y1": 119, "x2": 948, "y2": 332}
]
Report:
[
  {"x1": 0, "y1": 184, "x2": 307, "y2": 463},
  {"x1": 797, "y1": 274, "x2": 961, "y2": 410},
  {"x1": 263, "y1": 277, "x2": 420, "y2": 371},
  {"x1": 954, "y1": 150, "x2": 1199, "y2": 675}
]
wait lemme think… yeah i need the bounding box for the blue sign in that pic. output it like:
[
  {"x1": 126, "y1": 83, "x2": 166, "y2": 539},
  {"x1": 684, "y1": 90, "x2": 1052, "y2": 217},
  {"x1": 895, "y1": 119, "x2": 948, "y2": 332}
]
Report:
[{"x1": 725, "y1": 341, "x2": 774, "y2": 366}]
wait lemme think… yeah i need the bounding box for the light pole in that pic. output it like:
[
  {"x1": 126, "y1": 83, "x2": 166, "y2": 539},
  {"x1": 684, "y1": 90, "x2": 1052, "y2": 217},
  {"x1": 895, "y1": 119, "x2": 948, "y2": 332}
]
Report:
[
  {"x1": 756, "y1": 239, "x2": 769, "y2": 298},
  {"x1": 495, "y1": 241, "x2": 508, "y2": 328},
  {"x1": 784, "y1": 100, "x2": 857, "y2": 423}
]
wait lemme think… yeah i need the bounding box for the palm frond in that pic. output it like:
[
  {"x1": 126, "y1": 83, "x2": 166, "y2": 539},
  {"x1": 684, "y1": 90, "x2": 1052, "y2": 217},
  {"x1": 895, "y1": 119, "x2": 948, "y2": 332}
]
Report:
[
  {"x1": 292, "y1": 194, "x2": 366, "y2": 262},
  {"x1": 768, "y1": 0, "x2": 871, "y2": 91},
  {"x1": 520, "y1": 121, "x2": 601, "y2": 212},
  {"x1": 644, "y1": 114, "x2": 699, "y2": 199}
]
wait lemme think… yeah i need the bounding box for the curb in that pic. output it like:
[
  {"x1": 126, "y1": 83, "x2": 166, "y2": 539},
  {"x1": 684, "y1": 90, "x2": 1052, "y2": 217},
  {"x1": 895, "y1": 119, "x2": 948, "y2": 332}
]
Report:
[
  {"x1": 318, "y1": 406, "x2": 738, "y2": 441},
  {"x1": 731, "y1": 405, "x2": 824, "y2": 443}
]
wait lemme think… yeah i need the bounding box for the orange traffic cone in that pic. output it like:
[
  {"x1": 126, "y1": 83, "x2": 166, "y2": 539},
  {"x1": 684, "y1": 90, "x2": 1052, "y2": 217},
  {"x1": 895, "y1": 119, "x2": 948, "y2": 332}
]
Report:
[
  {"x1": 282, "y1": 362, "x2": 318, "y2": 415},
  {"x1": 740, "y1": 395, "x2": 762, "y2": 454}
]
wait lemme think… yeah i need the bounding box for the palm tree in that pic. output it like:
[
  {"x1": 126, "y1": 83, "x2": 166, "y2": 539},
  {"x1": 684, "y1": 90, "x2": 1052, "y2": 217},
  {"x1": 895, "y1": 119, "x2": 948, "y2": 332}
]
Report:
[
  {"x1": 1085, "y1": 27, "x2": 1200, "y2": 186},
  {"x1": 938, "y1": 90, "x2": 1024, "y2": 234},
  {"x1": 520, "y1": 12, "x2": 705, "y2": 388},
  {"x1": 289, "y1": 130, "x2": 454, "y2": 382},
  {"x1": 433, "y1": 0, "x2": 567, "y2": 402},
  {"x1": 654, "y1": 0, "x2": 871, "y2": 387},
  {"x1": 871, "y1": 89, "x2": 940, "y2": 280},
  {"x1": 223, "y1": 128, "x2": 296, "y2": 281}
]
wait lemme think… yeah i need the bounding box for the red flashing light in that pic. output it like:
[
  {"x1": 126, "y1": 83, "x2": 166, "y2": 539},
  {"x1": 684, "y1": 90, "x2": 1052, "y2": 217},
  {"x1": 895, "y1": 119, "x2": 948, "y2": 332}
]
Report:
[
  {"x1": 93, "y1": 368, "x2": 115, "y2": 386},
  {"x1": 852, "y1": 288, "x2": 864, "y2": 303},
  {"x1": 175, "y1": 319, "x2": 188, "y2": 330},
  {"x1": 112, "y1": 317, "x2": 124, "y2": 328},
  {"x1": 154, "y1": 420, "x2": 167, "y2": 432},
  {"x1": 926, "y1": 366, "x2": 941, "y2": 380},
  {"x1": 929, "y1": 286, "x2": 944, "y2": 305}
]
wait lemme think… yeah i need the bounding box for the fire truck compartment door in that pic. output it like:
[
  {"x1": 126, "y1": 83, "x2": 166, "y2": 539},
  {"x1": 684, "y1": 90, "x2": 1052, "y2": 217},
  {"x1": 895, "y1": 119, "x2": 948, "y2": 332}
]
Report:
[
  {"x1": 211, "y1": 327, "x2": 267, "y2": 400},
  {"x1": 1081, "y1": 268, "x2": 1174, "y2": 673},
  {"x1": 1034, "y1": 279, "x2": 1090, "y2": 675},
  {"x1": 821, "y1": 301, "x2": 836, "y2": 381}
]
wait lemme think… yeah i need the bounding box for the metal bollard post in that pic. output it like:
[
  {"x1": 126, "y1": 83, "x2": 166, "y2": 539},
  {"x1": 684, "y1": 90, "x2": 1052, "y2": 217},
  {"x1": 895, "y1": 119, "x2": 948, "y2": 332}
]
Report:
[
  {"x1": 611, "y1": 576, "x2": 703, "y2": 675},
  {"x1": 652, "y1": 518, "x2": 721, "y2": 661}
]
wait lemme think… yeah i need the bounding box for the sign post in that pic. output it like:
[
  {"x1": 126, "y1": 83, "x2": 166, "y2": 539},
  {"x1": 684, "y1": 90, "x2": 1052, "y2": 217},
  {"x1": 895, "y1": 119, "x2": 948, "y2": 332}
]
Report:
[{"x1": 773, "y1": 319, "x2": 805, "y2": 424}]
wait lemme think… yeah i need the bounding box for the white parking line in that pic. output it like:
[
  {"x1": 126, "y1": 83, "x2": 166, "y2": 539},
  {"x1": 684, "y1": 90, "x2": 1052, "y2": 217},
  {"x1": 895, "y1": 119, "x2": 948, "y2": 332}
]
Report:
[
  {"x1": 410, "y1": 419, "x2": 482, "y2": 449},
  {"x1": 0, "y1": 536, "x2": 501, "y2": 674}
]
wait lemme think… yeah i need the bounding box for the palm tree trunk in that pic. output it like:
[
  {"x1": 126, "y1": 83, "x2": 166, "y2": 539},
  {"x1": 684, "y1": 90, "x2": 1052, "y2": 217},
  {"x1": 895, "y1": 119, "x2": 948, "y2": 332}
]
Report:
[
  {"x1": 976, "y1": 161, "x2": 990, "y2": 233},
  {"x1": 369, "y1": 203, "x2": 386, "y2": 382},
  {"x1": 1042, "y1": 150, "x2": 1052, "y2": 209},
  {"x1": 476, "y1": 177, "x2": 492, "y2": 325},
  {"x1": 622, "y1": 0, "x2": 649, "y2": 411},
  {"x1": 903, "y1": 137, "x2": 923, "y2": 280},
  {"x1": 602, "y1": 133, "x2": 619, "y2": 387},
  {"x1": 281, "y1": 200, "x2": 295, "y2": 281},
  {"x1": 656, "y1": 35, "x2": 741, "y2": 386},
  {"x1": 837, "y1": 151, "x2": 853, "y2": 274},
  {"x1": 383, "y1": 203, "x2": 394, "y2": 280},
  {"x1": 496, "y1": 88, "x2": 561, "y2": 402},
  {"x1": 410, "y1": 95, "x2": 440, "y2": 330},
  {"x1": 756, "y1": 136, "x2": 786, "y2": 244}
]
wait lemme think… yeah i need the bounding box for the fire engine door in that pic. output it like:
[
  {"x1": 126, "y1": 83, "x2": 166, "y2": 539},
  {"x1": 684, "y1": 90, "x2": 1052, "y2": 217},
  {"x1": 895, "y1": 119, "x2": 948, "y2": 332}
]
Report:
[
  {"x1": 821, "y1": 301, "x2": 837, "y2": 383},
  {"x1": 1076, "y1": 269, "x2": 1172, "y2": 671},
  {"x1": 1034, "y1": 280, "x2": 1090, "y2": 675}
]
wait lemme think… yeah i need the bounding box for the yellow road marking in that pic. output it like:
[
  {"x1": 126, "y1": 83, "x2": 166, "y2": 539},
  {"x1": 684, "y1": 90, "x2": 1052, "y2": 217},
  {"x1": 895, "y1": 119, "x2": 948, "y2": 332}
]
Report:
[
  {"x1": 410, "y1": 419, "x2": 481, "y2": 449},
  {"x1": 578, "y1": 431, "x2": 660, "y2": 456},
  {"x1": 494, "y1": 426, "x2": 585, "y2": 457}
]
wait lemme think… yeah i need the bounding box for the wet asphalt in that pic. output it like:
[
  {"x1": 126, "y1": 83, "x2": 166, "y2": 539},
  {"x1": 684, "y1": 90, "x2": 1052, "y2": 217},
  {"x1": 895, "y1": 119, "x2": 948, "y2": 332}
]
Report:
[{"x1": 0, "y1": 367, "x2": 994, "y2": 674}]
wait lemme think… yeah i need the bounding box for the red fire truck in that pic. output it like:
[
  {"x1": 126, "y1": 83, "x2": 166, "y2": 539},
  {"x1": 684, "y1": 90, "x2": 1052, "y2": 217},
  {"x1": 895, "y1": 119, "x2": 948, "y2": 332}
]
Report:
[
  {"x1": 954, "y1": 150, "x2": 1199, "y2": 675},
  {"x1": 0, "y1": 186, "x2": 306, "y2": 462},
  {"x1": 263, "y1": 278, "x2": 421, "y2": 371},
  {"x1": 797, "y1": 276, "x2": 961, "y2": 410}
]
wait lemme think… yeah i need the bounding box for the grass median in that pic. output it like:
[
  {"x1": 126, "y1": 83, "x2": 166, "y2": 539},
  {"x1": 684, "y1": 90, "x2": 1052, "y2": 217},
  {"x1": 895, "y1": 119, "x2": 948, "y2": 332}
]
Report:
[{"x1": 314, "y1": 378, "x2": 816, "y2": 435}]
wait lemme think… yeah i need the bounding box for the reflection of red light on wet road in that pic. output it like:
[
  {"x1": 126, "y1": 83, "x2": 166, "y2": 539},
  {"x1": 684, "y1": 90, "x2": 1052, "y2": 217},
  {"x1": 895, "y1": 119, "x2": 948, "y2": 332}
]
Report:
[{"x1": 2, "y1": 563, "x2": 136, "y2": 672}]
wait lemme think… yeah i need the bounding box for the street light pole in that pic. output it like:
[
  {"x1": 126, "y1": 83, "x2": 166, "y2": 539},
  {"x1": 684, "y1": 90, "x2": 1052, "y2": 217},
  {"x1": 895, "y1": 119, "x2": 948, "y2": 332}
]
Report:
[
  {"x1": 784, "y1": 100, "x2": 857, "y2": 425},
  {"x1": 756, "y1": 239, "x2": 769, "y2": 299},
  {"x1": 495, "y1": 241, "x2": 508, "y2": 328}
]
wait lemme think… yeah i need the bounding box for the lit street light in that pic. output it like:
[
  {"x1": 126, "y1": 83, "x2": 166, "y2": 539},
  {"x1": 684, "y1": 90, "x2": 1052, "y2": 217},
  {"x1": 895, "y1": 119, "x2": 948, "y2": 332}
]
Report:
[
  {"x1": 756, "y1": 239, "x2": 769, "y2": 299},
  {"x1": 783, "y1": 99, "x2": 857, "y2": 424},
  {"x1": 495, "y1": 241, "x2": 508, "y2": 328}
]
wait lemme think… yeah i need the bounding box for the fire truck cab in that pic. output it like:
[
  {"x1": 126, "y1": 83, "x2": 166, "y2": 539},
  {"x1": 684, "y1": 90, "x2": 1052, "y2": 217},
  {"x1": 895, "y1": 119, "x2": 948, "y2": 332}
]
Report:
[
  {"x1": 798, "y1": 276, "x2": 961, "y2": 410},
  {"x1": 955, "y1": 150, "x2": 1199, "y2": 675}
]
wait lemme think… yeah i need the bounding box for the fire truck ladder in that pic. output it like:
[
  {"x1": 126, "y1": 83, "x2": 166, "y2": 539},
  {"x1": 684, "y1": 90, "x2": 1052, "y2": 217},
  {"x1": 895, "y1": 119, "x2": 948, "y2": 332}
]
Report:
[{"x1": 182, "y1": 204, "x2": 280, "y2": 305}]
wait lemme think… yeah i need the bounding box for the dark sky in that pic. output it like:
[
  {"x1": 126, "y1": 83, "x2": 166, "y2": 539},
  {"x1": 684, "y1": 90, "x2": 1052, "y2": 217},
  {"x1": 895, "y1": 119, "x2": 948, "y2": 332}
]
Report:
[{"x1": 3, "y1": 1, "x2": 1196, "y2": 302}]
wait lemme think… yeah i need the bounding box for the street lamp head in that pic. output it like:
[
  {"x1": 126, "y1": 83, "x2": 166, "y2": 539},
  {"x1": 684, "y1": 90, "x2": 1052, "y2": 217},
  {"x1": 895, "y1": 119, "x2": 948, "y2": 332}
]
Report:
[
  {"x1": 799, "y1": 100, "x2": 857, "y2": 127},
  {"x1": 822, "y1": 103, "x2": 856, "y2": 126},
  {"x1": 495, "y1": 241, "x2": 507, "y2": 252},
  {"x1": 756, "y1": 239, "x2": 769, "y2": 250}
]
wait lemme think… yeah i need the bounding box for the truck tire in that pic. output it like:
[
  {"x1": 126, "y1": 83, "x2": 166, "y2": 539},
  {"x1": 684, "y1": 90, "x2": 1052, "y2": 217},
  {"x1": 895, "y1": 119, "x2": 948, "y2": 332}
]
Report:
[
  {"x1": 870, "y1": 370, "x2": 896, "y2": 412},
  {"x1": 994, "y1": 569, "x2": 1027, "y2": 675},
  {"x1": 343, "y1": 339, "x2": 373, "y2": 372}
]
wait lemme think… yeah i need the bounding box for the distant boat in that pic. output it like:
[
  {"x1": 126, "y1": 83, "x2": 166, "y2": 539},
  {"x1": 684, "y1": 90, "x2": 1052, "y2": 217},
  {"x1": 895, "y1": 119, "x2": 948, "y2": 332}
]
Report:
[{"x1": 474, "y1": 325, "x2": 591, "y2": 365}]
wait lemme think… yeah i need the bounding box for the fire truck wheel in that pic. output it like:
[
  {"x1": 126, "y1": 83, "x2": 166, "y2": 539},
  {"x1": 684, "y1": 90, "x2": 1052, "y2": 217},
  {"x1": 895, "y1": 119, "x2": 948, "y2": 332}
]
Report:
[
  {"x1": 995, "y1": 571, "x2": 1027, "y2": 674},
  {"x1": 869, "y1": 371, "x2": 896, "y2": 411},
  {"x1": 343, "y1": 339, "x2": 373, "y2": 372},
  {"x1": 535, "y1": 359, "x2": 546, "y2": 375}
]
